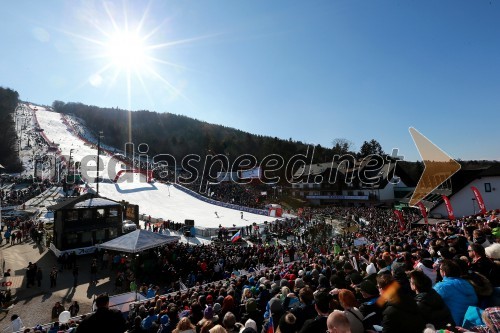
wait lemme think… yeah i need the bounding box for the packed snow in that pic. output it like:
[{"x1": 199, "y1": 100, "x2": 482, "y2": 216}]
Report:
[{"x1": 32, "y1": 106, "x2": 278, "y2": 229}]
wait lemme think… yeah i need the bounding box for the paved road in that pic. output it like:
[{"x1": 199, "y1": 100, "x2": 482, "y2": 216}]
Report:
[{"x1": 0, "y1": 239, "x2": 114, "y2": 332}]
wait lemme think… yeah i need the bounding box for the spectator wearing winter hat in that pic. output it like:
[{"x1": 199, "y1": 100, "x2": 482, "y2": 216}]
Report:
[
  {"x1": 197, "y1": 306, "x2": 217, "y2": 333},
  {"x1": 364, "y1": 263, "x2": 377, "y2": 285},
  {"x1": 243, "y1": 319, "x2": 257, "y2": 333},
  {"x1": 159, "y1": 314, "x2": 172, "y2": 333},
  {"x1": 213, "y1": 303, "x2": 222, "y2": 316}
]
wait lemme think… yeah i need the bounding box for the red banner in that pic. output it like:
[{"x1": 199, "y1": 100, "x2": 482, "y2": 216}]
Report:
[
  {"x1": 441, "y1": 195, "x2": 455, "y2": 220},
  {"x1": 471, "y1": 186, "x2": 487, "y2": 215},
  {"x1": 416, "y1": 202, "x2": 428, "y2": 225},
  {"x1": 393, "y1": 210, "x2": 406, "y2": 231}
]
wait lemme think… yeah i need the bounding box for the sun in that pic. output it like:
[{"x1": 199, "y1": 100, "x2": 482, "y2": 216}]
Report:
[
  {"x1": 105, "y1": 30, "x2": 149, "y2": 71},
  {"x1": 62, "y1": 1, "x2": 204, "y2": 114}
]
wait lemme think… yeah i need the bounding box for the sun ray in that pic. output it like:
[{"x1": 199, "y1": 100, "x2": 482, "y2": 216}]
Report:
[
  {"x1": 147, "y1": 33, "x2": 223, "y2": 50},
  {"x1": 58, "y1": 1, "x2": 214, "y2": 121},
  {"x1": 134, "y1": 68, "x2": 157, "y2": 109},
  {"x1": 144, "y1": 66, "x2": 192, "y2": 105}
]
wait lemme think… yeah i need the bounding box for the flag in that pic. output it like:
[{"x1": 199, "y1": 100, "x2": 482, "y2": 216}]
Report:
[
  {"x1": 179, "y1": 279, "x2": 188, "y2": 292},
  {"x1": 471, "y1": 186, "x2": 487, "y2": 215},
  {"x1": 334, "y1": 243, "x2": 341, "y2": 255},
  {"x1": 231, "y1": 230, "x2": 242, "y2": 243},
  {"x1": 442, "y1": 195, "x2": 455, "y2": 220},
  {"x1": 393, "y1": 210, "x2": 406, "y2": 231},
  {"x1": 267, "y1": 316, "x2": 274, "y2": 333},
  {"x1": 416, "y1": 202, "x2": 428, "y2": 225},
  {"x1": 353, "y1": 237, "x2": 368, "y2": 247}
]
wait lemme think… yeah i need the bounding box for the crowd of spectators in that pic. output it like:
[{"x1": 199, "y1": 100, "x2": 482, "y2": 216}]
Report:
[
  {"x1": 0, "y1": 178, "x2": 52, "y2": 207},
  {"x1": 121, "y1": 211, "x2": 500, "y2": 333},
  {"x1": 7, "y1": 205, "x2": 500, "y2": 333}
]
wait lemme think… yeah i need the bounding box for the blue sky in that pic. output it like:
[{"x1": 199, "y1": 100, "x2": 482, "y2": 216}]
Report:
[{"x1": 1, "y1": 0, "x2": 499, "y2": 161}]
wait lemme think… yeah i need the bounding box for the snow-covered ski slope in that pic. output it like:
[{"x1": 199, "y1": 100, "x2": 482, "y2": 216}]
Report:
[{"x1": 35, "y1": 108, "x2": 277, "y2": 228}]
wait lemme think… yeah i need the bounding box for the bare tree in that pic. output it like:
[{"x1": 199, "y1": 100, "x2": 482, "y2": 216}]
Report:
[{"x1": 331, "y1": 138, "x2": 355, "y2": 155}]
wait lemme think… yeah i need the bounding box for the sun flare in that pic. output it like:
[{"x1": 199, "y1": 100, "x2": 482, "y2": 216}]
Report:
[{"x1": 105, "y1": 31, "x2": 149, "y2": 71}]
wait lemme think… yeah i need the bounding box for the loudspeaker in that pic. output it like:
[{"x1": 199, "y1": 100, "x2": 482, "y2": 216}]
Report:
[{"x1": 185, "y1": 219, "x2": 195, "y2": 227}]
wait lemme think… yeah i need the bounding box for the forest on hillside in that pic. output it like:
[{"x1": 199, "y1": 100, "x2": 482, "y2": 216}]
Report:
[
  {"x1": 52, "y1": 101, "x2": 335, "y2": 174},
  {"x1": 0, "y1": 87, "x2": 22, "y2": 172}
]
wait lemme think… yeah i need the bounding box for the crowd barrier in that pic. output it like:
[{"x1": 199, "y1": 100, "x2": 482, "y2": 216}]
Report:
[{"x1": 172, "y1": 183, "x2": 269, "y2": 216}]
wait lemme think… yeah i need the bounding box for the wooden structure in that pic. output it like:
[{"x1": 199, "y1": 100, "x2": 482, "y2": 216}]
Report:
[{"x1": 48, "y1": 194, "x2": 124, "y2": 252}]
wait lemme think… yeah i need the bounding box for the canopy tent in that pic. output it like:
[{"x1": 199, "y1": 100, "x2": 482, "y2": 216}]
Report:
[{"x1": 98, "y1": 229, "x2": 180, "y2": 253}]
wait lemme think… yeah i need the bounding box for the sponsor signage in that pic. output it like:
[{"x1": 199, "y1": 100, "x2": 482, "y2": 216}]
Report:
[
  {"x1": 50, "y1": 243, "x2": 97, "y2": 257},
  {"x1": 0, "y1": 276, "x2": 24, "y2": 290}
]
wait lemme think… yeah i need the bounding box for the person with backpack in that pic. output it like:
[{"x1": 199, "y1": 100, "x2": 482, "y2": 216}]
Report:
[{"x1": 337, "y1": 289, "x2": 364, "y2": 333}]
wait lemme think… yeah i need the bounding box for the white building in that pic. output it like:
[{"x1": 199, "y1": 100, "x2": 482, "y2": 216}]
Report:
[
  {"x1": 431, "y1": 165, "x2": 500, "y2": 218},
  {"x1": 292, "y1": 158, "x2": 415, "y2": 206}
]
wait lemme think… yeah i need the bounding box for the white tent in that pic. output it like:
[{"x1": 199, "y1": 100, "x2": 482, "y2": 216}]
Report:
[{"x1": 98, "y1": 229, "x2": 180, "y2": 253}]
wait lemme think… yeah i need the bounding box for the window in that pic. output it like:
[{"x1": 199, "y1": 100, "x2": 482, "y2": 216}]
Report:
[
  {"x1": 109, "y1": 208, "x2": 119, "y2": 217},
  {"x1": 66, "y1": 210, "x2": 78, "y2": 221},
  {"x1": 485, "y1": 183, "x2": 492, "y2": 192},
  {"x1": 109, "y1": 228, "x2": 118, "y2": 239},
  {"x1": 96, "y1": 209, "x2": 106, "y2": 219},
  {"x1": 82, "y1": 209, "x2": 92, "y2": 221},
  {"x1": 81, "y1": 231, "x2": 93, "y2": 243},
  {"x1": 95, "y1": 229, "x2": 105, "y2": 241},
  {"x1": 66, "y1": 233, "x2": 78, "y2": 245}
]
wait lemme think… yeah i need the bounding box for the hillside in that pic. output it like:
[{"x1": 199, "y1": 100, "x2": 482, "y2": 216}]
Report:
[
  {"x1": 0, "y1": 87, "x2": 22, "y2": 172},
  {"x1": 52, "y1": 101, "x2": 334, "y2": 173}
]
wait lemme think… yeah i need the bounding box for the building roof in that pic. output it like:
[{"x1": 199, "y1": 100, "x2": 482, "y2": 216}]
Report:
[
  {"x1": 48, "y1": 193, "x2": 121, "y2": 211},
  {"x1": 74, "y1": 198, "x2": 121, "y2": 208},
  {"x1": 422, "y1": 164, "x2": 500, "y2": 211},
  {"x1": 292, "y1": 157, "x2": 413, "y2": 190},
  {"x1": 479, "y1": 164, "x2": 500, "y2": 177}
]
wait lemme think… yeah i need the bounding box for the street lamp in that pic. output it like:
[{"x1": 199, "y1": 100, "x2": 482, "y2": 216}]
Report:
[{"x1": 472, "y1": 198, "x2": 476, "y2": 215}]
